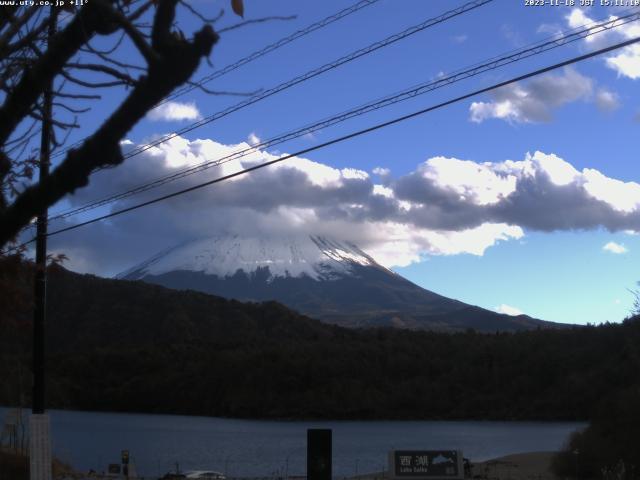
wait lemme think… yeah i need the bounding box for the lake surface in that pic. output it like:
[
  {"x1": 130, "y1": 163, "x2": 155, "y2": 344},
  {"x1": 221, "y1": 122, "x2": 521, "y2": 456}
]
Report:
[{"x1": 0, "y1": 407, "x2": 584, "y2": 478}]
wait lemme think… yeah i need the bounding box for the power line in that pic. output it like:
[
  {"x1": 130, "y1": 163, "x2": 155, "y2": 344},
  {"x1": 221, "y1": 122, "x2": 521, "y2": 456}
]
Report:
[
  {"x1": 4, "y1": 0, "x2": 499, "y2": 250},
  {"x1": 33, "y1": 35, "x2": 640, "y2": 242},
  {"x1": 3, "y1": 33, "x2": 638, "y2": 257},
  {"x1": 162, "y1": 0, "x2": 382, "y2": 105},
  {"x1": 48, "y1": 9, "x2": 640, "y2": 221},
  {"x1": 52, "y1": 0, "x2": 383, "y2": 159},
  {"x1": 48, "y1": 0, "x2": 497, "y2": 219},
  {"x1": 105, "y1": 0, "x2": 496, "y2": 161}
]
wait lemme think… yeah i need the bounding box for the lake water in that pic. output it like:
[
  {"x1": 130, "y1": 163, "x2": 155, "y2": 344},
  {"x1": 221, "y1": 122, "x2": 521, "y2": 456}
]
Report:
[{"x1": 0, "y1": 407, "x2": 584, "y2": 478}]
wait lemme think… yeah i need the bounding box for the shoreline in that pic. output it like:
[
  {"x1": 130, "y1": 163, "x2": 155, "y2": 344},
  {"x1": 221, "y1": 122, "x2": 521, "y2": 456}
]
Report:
[
  {"x1": 352, "y1": 452, "x2": 559, "y2": 480},
  {"x1": 0, "y1": 405, "x2": 589, "y2": 423},
  {"x1": 2, "y1": 446, "x2": 560, "y2": 480},
  {"x1": 471, "y1": 452, "x2": 558, "y2": 479}
]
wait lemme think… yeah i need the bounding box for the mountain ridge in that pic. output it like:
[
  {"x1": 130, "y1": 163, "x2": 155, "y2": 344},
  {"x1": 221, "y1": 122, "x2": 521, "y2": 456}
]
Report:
[
  {"x1": 119, "y1": 234, "x2": 565, "y2": 332},
  {"x1": 2, "y1": 256, "x2": 628, "y2": 422},
  {"x1": 118, "y1": 235, "x2": 384, "y2": 281}
]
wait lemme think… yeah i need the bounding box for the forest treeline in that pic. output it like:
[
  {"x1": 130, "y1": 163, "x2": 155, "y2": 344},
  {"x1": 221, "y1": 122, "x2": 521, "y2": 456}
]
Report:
[
  {"x1": 1, "y1": 256, "x2": 639, "y2": 423},
  {"x1": 3, "y1": 256, "x2": 640, "y2": 475}
]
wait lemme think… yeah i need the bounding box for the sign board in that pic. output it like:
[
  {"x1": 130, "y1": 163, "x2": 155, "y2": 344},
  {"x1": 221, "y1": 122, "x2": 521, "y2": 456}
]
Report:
[
  {"x1": 108, "y1": 464, "x2": 121, "y2": 474},
  {"x1": 389, "y1": 450, "x2": 464, "y2": 480},
  {"x1": 307, "y1": 428, "x2": 332, "y2": 480}
]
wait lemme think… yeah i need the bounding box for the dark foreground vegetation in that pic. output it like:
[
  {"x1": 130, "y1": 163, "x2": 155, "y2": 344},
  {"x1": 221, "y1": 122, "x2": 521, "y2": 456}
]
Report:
[
  {"x1": 1, "y1": 256, "x2": 639, "y2": 420},
  {"x1": 0, "y1": 448, "x2": 73, "y2": 480},
  {"x1": 551, "y1": 387, "x2": 640, "y2": 479},
  {"x1": 1, "y1": 256, "x2": 640, "y2": 476},
  {"x1": 0, "y1": 448, "x2": 27, "y2": 480}
]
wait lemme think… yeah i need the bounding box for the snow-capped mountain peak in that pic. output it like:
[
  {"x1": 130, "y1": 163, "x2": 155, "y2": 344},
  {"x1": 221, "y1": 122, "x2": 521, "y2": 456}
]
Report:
[
  {"x1": 118, "y1": 234, "x2": 382, "y2": 282},
  {"x1": 117, "y1": 232, "x2": 558, "y2": 332}
]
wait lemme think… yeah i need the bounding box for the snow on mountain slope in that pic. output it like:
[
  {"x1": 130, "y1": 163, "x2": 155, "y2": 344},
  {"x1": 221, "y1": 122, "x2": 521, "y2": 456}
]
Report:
[
  {"x1": 118, "y1": 234, "x2": 384, "y2": 282},
  {"x1": 117, "y1": 233, "x2": 563, "y2": 332}
]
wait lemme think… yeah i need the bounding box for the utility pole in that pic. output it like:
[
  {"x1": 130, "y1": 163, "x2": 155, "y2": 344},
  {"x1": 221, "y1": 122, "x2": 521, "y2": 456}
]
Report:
[{"x1": 30, "y1": 7, "x2": 56, "y2": 480}]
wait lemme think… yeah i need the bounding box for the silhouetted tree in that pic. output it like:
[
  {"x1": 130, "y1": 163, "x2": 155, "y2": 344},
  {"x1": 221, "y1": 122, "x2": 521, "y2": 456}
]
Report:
[
  {"x1": 0, "y1": 0, "x2": 251, "y2": 248},
  {"x1": 3, "y1": 260, "x2": 640, "y2": 421},
  {"x1": 552, "y1": 387, "x2": 640, "y2": 479}
]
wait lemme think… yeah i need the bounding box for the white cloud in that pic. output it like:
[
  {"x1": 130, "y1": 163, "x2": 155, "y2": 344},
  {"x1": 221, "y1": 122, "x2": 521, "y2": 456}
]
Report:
[
  {"x1": 606, "y1": 44, "x2": 640, "y2": 80},
  {"x1": 373, "y1": 184, "x2": 393, "y2": 198},
  {"x1": 420, "y1": 223, "x2": 524, "y2": 256},
  {"x1": 451, "y1": 34, "x2": 468, "y2": 44},
  {"x1": 582, "y1": 168, "x2": 640, "y2": 213},
  {"x1": 495, "y1": 304, "x2": 524, "y2": 316},
  {"x1": 537, "y1": 22, "x2": 563, "y2": 38},
  {"x1": 248, "y1": 132, "x2": 261, "y2": 146},
  {"x1": 393, "y1": 150, "x2": 640, "y2": 232},
  {"x1": 603, "y1": 241, "x2": 628, "y2": 254},
  {"x1": 147, "y1": 101, "x2": 201, "y2": 122},
  {"x1": 469, "y1": 68, "x2": 593, "y2": 123},
  {"x1": 373, "y1": 167, "x2": 390, "y2": 177},
  {"x1": 49, "y1": 138, "x2": 640, "y2": 275},
  {"x1": 566, "y1": 9, "x2": 605, "y2": 41},
  {"x1": 416, "y1": 156, "x2": 517, "y2": 205},
  {"x1": 529, "y1": 151, "x2": 579, "y2": 186},
  {"x1": 566, "y1": 8, "x2": 640, "y2": 79}
]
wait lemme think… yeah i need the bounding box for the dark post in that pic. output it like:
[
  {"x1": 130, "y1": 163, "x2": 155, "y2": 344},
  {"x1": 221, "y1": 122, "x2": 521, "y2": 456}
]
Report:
[
  {"x1": 32, "y1": 6, "x2": 56, "y2": 417},
  {"x1": 307, "y1": 429, "x2": 332, "y2": 480},
  {"x1": 30, "y1": 9, "x2": 56, "y2": 480},
  {"x1": 122, "y1": 450, "x2": 129, "y2": 479}
]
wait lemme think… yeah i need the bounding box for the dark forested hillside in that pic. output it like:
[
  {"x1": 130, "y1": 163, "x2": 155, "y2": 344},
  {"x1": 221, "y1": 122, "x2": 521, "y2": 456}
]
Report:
[
  {"x1": 120, "y1": 234, "x2": 561, "y2": 333},
  {"x1": 1, "y1": 257, "x2": 639, "y2": 420}
]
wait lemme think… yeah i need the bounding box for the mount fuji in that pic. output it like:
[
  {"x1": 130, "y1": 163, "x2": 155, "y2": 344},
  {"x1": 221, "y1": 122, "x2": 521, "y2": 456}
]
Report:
[{"x1": 118, "y1": 234, "x2": 560, "y2": 332}]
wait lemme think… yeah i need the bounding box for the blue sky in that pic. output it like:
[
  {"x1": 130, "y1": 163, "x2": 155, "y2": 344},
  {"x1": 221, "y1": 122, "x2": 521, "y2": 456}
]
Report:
[{"x1": 36, "y1": 0, "x2": 640, "y2": 325}]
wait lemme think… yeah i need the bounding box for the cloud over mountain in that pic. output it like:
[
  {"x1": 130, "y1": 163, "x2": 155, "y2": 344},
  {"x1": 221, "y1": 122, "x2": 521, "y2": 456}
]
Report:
[{"x1": 48, "y1": 136, "x2": 640, "y2": 275}]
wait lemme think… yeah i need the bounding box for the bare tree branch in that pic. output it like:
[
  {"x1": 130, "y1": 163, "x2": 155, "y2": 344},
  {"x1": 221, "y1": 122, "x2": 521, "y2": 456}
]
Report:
[
  {"x1": 0, "y1": 6, "x2": 19, "y2": 33},
  {"x1": 0, "y1": 0, "x2": 219, "y2": 246},
  {"x1": 82, "y1": 31, "x2": 126, "y2": 56},
  {"x1": 127, "y1": 0, "x2": 155, "y2": 23},
  {"x1": 0, "y1": 7, "x2": 39, "y2": 54},
  {"x1": 4, "y1": 119, "x2": 38, "y2": 147},
  {"x1": 218, "y1": 15, "x2": 297, "y2": 34},
  {"x1": 29, "y1": 110, "x2": 80, "y2": 130},
  {"x1": 179, "y1": 1, "x2": 224, "y2": 24},
  {"x1": 66, "y1": 62, "x2": 138, "y2": 86},
  {"x1": 60, "y1": 69, "x2": 131, "y2": 89},
  {"x1": 0, "y1": 14, "x2": 49, "y2": 58},
  {"x1": 52, "y1": 102, "x2": 91, "y2": 114},
  {"x1": 80, "y1": 47, "x2": 146, "y2": 71},
  {"x1": 54, "y1": 91, "x2": 101, "y2": 100},
  {"x1": 113, "y1": 10, "x2": 159, "y2": 65},
  {"x1": 0, "y1": 1, "x2": 116, "y2": 145},
  {"x1": 185, "y1": 80, "x2": 261, "y2": 97},
  {"x1": 0, "y1": 0, "x2": 284, "y2": 248}
]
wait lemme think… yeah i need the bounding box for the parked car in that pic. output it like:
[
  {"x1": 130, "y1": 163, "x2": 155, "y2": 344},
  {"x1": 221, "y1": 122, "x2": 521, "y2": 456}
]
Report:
[{"x1": 185, "y1": 471, "x2": 226, "y2": 480}]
